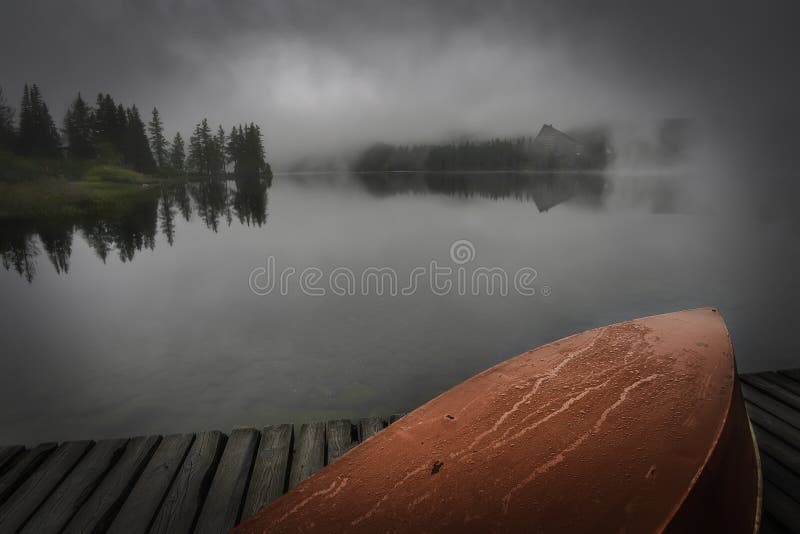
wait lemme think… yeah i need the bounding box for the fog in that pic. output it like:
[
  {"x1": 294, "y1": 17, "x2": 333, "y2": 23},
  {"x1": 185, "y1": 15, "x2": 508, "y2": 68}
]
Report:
[{"x1": 2, "y1": 0, "x2": 798, "y2": 168}]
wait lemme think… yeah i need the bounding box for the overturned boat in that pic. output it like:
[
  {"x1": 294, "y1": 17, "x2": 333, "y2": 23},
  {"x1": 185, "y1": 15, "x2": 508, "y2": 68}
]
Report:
[{"x1": 235, "y1": 308, "x2": 761, "y2": 533}]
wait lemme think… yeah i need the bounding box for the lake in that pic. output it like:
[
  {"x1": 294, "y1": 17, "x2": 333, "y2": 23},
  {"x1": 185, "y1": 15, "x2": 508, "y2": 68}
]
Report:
[{"x1": 1, "y1": 171, "x2": 797, "y2": 444}]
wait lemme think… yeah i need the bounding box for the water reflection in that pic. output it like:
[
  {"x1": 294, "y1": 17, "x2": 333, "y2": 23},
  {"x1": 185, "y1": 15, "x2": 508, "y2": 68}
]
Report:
[
  {"x1": 0, "y1": 175, "x2": 272, "y2": 281},
  {"x1": 1, "y1": 172, "x2": 637, "y2": 281},
  {"x1": 354, "y1": 172, "x2": 607, "y2": 212}
]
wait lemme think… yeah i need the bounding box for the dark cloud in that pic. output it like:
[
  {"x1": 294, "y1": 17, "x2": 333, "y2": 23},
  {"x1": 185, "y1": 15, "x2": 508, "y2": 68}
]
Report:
[{"x1": 2, "y1": 0, "x2": 798, "y2": 165}]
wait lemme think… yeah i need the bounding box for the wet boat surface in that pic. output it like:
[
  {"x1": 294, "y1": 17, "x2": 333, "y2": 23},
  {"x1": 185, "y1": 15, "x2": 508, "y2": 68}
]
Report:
[{"x1": 234, "y1": 308, "x2": 759, "y2": 533}]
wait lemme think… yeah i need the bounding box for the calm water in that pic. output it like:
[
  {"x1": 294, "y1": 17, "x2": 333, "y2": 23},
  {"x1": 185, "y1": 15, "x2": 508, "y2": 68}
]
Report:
[{"x1": 1, "y1": 172, "x2": 797, "y2": 444}]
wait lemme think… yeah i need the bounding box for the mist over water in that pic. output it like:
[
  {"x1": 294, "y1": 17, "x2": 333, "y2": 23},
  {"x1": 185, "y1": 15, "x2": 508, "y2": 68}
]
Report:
[{"x1": 1, "y1": 170, "x2": 797, "y2": 444}]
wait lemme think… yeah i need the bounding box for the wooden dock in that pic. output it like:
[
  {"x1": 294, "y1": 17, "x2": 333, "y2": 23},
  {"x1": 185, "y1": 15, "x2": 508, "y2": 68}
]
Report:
[
  {"x1": 741, "y1": 370, "x2": 800, "y2": 533},
  {"x1": 0, "y1": 371, "x2": 798, "y2": 533}
]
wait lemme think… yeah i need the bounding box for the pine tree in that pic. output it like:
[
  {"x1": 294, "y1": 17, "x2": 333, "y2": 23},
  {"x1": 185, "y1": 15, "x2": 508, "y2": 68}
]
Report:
[
  {"x1": 18, "y1": 85, "x2": 32, "y2": 154},
  {"x1": 226, "y1": 125, "x2": 241, "y2": 164},
  {"x1": 63, "y1": 93, "x2": 95, "y2": 159},
  {"x1": 148, "y1": 107, "x2": 168, "y2": 169},
  {"x1": 17, "y1": 84, "x2": 59, "y2": 156},
  {"x1": 214, "y1": 125, "x2": 226, "y2": 174},
  {"x1": 94, "y1": 93, "x2": 126, "y2": 162},
  {"x1": 169, "y1": 132, "x2": 186, "y2": 173},
  {"x1": 187, "y1": 118, "x2": 213, "y2": 176},
  {"x1": 0, "y1": 86, "x2": 15, "y2": 149},
  {"x1": 123, "y1": 105, "x2": 155, "y2": 173},
  {"x1": 228, "y1": 123, "x2": 270, "y2": 178}
]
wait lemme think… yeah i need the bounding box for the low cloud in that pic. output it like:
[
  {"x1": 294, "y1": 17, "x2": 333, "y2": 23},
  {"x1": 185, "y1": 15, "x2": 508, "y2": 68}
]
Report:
[{"x1": 1, "y1": 0, "x2": 798, "y2": 166}]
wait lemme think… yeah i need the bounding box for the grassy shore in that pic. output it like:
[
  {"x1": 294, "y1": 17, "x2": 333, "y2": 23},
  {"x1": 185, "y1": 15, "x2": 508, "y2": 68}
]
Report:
[{"x1": 0, "y1": 158, "x2": 162, "y2": 220}]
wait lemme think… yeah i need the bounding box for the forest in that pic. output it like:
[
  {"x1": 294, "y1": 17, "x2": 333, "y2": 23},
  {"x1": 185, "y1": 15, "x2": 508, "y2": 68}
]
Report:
[
  {"x1": 351, "y1": 129, "x2": 611, "y2": 173},
  {"x1": 0, "y1": 84, "x2": 272, "y2": 220}
]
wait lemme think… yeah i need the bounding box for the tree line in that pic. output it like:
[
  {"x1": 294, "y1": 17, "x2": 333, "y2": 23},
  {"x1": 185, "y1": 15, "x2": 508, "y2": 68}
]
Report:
[
  {"x1": 0, "y1": 84, "x2": 271, "y2": 178},
  {"x1": 352, "y1": 132, "x2": 610, "y2": 172}
]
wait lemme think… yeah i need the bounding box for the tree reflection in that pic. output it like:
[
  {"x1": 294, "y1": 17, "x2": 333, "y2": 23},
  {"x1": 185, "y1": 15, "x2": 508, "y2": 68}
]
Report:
[
  {"x1": 355, "y1": 172, "x2": 607, "y2": 212},
  {"x1": 0, "y1": 221, "x2": 39, "y2": 283},
  {"x1": 0, "y1": 175, "x2": 272, "y2": 281}
]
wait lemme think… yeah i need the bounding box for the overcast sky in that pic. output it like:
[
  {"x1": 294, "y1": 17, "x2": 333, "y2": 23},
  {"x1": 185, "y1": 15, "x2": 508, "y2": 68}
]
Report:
[{"x1": 2, "y1": 0, "x2": 798, "y2": 166}]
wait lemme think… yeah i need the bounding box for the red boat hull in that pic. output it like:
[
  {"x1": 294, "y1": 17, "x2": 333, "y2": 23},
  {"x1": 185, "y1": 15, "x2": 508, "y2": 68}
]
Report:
[{"x1": 235, "y1": 308, "x2": 759, "y2": 533}]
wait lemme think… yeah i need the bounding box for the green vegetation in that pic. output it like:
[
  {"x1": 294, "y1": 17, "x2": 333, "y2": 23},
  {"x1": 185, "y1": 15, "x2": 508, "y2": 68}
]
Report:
[
  {"x1": 83, "y1": 164, "x2": 151, "y2": 184},
  {"x1": 0, "y1": 162, "x2": 156, "y2": 220}
]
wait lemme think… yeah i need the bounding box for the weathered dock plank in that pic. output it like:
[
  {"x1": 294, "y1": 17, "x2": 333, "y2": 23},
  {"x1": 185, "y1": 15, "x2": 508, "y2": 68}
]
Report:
[
  {"x1": 326, "y1": 420, "x2": 355, "y2": 464},
  {"x1": 761, "y1": 513, "x2": 793, "y2": 534},
  {"x1": 64, "y1": 435, "x2": 160, "y2": 534},
  {"x1": 359, "y1": 417, "x2": 385, "y2": 441},
  {"x1": 763, "y1": 481, "x2": 800, "y2": 532},
  {"x1": 149, "y1": 431, "x2": 225, "y2": 534},
  {"x1": 107, "y1": 433, "x2": 194, "y2": 534},
  {"x1": 195, "y1": 428, "x2": 259, "y2": 534},
  {"x1": 21, "y1": 438, "x2": 128, "y2": 533},
  {"x1": 779, "y1": 370, "x2": 800, "y2": 385},
  {"x1": 761, "y1": 453, "x2": 800, "y2": 503},
  {"x1": 742, "y1": 369, "x2": 800, "y2": 533},
  {"x1": 742, "y1": 374, "x2": 800, "y2": 413},
  {"x1": 0, "y1": 446, "x2": 23, "y2": 474},
  {"x1": 288, "y1": 422, "x2": 325, "y2": 489},
  {"x1": 742, "y1": 383, "x2": 800, "y2": 430},
  {"x1": 0, "y1": 443, "x2": 56, "y2": 506},
  {"x1": 759, "y1": 372, "x2": 800, "y2": 398},
  {"x1": 751, "y1": 420, "x2": 800, "y2": 476},
  {"x1": 747, "y1": 402, "x2": 800, "y2": 451},
  {"x1": 241, "y1": 425, "x2": 291, "y2": 519},
  {"x1": 0, "y1": 440, "x2": 92, "y2": 532}
]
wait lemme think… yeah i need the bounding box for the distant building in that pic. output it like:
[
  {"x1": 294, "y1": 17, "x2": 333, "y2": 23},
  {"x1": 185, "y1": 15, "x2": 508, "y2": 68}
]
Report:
[{"x1": 532, "y1": 124, "x2": 584, "y2": 167}]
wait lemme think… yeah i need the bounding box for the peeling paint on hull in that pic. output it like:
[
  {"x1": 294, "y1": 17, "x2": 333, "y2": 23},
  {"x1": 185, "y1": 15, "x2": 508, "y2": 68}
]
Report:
[{"x1": 235, "y1": 308, "x2": 760, "y2": 533}]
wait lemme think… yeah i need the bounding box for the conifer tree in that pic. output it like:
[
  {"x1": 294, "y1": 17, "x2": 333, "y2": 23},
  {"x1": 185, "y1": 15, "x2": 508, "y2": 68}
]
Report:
[
  {"x1": 214, "y1": 125, "x2": 227, "y2": 174},
  {"x1": 227, "y1": 122, "x2": 269, "y2": 178},
  {"x1": 64, "y1": 93, "x2": 95, "y2": 159},
  {"x1": 0, "y1": 86, "x2": 15, "y2": 149},
  {"x1": 148, "y1": 107, "x2": 168, "y2": 169},
  {"x1": 17, "y1": 84, "x2": 59, "y2": 156},
  {"x1": 187, "y1": 118, "x2": 213, "y2": 176},
  {"x1": 123, "y1": 105, "x2": 155, "y2": 172},
  {"x1": 169, "y1": 132, "x2": 186, "y2": 173},
  {"x1": 94, "y1": 94, "x2": 126, "y2": 162}
]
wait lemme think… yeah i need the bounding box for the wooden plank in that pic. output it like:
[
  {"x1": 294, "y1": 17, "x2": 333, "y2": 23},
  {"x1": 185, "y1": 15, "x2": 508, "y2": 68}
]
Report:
[
  {"x1": 746, "y1": 402, "x2": 800, "y2": 450},
  {"x1": 761, "y1": 372, "x2": 800, "y2": 398},
  {"x1": 194, "y1": 428, "x2": 259, "y2": 534},
  {"x1": 326, "y1": 420, "x2": 356, "y2": 464},
  {"x1": 742, "y1": 383, "x2": 800, "y2": 430},
  {"x1": 107, "y1": 433, "x2": 194, "y2": 534},
  {"x1": 63, "y1": 435, "x2": 161, "y2": 534},
  {"x1": 762, "y1": 453, "x2": 800, "y2": 503},
  {"x1": 288, "y1": 422, "x2": 325, "y2": 489},
  {"x1": 778, "y1": 369, "x2": 800, "y2": 385},
  {"x1": 359, "y1": 417, "x2": 385, "y2": 441},
  {"x1": 0, "y1": 440, "x2": 92, "y2": 533},
  {"x1": 0, "y1": 446, "x2": 24, "y2": 475},
  {"x1": 742, "y1": 374, "x2": 800, "y2": 412},
  {"x1": 149, "y1": 431, "x2": 226, "y2": 534},
  {"x1": 241, "y1": 425, "x2": 292, "y2": 520},
  {"x1": 763, "y1": 481, "x2": 800, "y2": 533},
  {"x1": 762, "y1": 512, "x2": 793, "y2": 534},
  {"x1": 0, "y1": 443, "x2": 57, "y2": 506},
  {"x1": 21, "y1": 438, "x2": 128, "y2": 533},
  {"x1": 751, "y1": 424, "x2": 800, "y2": 476}
]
